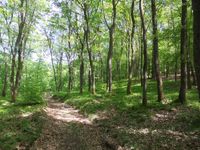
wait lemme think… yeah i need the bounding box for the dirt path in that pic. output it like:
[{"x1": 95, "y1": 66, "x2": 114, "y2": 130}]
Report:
[{"x1": 30, "y1": 97, "x2": 110, "y2": 150}]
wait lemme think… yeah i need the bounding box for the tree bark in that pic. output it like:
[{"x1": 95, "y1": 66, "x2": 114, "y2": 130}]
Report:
[
  {"x1": 151, "y1": 0, "x2": 164, "y2": 102},
  {"x1": 191, "y1": 64, "x2": 197, "y2": 86},
  {"x1": 192, "y1": 0, "x2": 200, "y2": 99},
  {"x1": 58, "y1": 52, "x2": 63, "y2": 91},
  {"x1": 179, "y1": 0, "x2": 187, "y2": 104},
  {"x1": 105, "y1": 0, "x2": 118, "y2": 93},
  {"x1": 127, "y1": 0, "x2": 136, "y2": 95},
  {"x1": 68, "y1": 64, "x2": 72, "y2": 93},
  {"x1": 107, "y1": 28, "x2": 114, "y2": 93},
  {"x1": 83, "y1": 3, "x2": 95, "y2": 94},
  {"x1": 79, "y1": 40, "x2": 84, "y2": 94},
  {"x1": 152, "y1": 58, "x2": 156, "y2": 79},
  {"x1": 187, "y1": 33, "x2": 192, "y2": 89},
  {"x1": 2, "y1": 62, "x2": 8, "y2": 97},
  {"x1": 88, "y1": 69, "x2": 91, "y2": 92},
  {"x1": 10, "y1": 0, "x2": 26, "y2": 102},
  {"x1": 139, "y1": 0, "x2": 148, "y2": 106},
  {"x1": 140, "y1": 29, "x2": 143, "y2": 87}
]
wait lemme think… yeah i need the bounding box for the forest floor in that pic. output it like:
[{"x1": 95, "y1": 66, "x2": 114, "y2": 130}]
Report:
[
  {"x1": 30, "y1": 96, "x2": 113, "y2": 150},
  {"x1": 51, "y1": 80, "x2": 200, "y2": 150},
  {"x1": 30, "y1": 91, "x2": 200, "y2": 150},
  {"x1": 0, "y1": 80, "x2": 200, "y2": 150}
]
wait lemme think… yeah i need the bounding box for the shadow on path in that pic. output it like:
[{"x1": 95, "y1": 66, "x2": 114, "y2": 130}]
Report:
[{"x1": 30, "y1": 96, "x2": 113, "y2": 150}]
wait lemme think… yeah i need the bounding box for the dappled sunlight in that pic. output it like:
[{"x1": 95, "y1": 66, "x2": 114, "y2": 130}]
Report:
[
  {"x1": 124, "y1": 127, "x2": 198, "y2": 140},
  {"x1": 127, "y1": 128, "x2": 150, "y2": 135},
  {"x1": 44, "y1": 102, "x2": 92, "y2": 125},
  {"x1": 151, "y1": 109, "x2": 178, "y2": 122},
  {"x1": 88, "y1": 114, "x2": 100, "y2": 121},
  {"x1": 1, "y1": 101, "x2": 11, "y2": 106},
  {"x1": 142, "y1": 128, "x2": 194, "y2": 138},
  {"x1": 20, "y1": 112, "x2": 33, "y2": 118}
]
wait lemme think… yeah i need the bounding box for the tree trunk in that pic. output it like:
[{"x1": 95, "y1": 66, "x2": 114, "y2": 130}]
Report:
[
  {"x1": 83, "y1": 3, "x2": 95, "y2": 94},
  {"x1": 175, "y1": 59, "x2": 178, "y2": 81},
  {"x1": 127, "y1": 0, "x2": 136, "y2": 95},
  {"x1": 88, "y1": 69, "x2": 91, "y2": 92},
  {"x1": 106, "y1": 0, "x2": 117, "y2": 93},
  {"x1": 80, "y1": 45, "x2": 84, "y2": 94},
  {"x1": 152, "y1": 58, "x2": 156, "y2": 79},
  {"x1": 140, "y1": 31, "x2": 143, "y2": 87},
  {"x1": 179, "y1": 0, "x2": 187, "y2": 104},
  {"x1": 107, "y1": 28, "x2": 114, "y2": 93},
  {"x1": 58, "y1": 52, "x2": 63, "y2": 91},
  {"x1": 192, "y1": 0, "x2": 200, "y2": 99},
  {"x1": 10, "y1": 6, "x2": 26, "y2": 102},
  {"x1": 2, "y1": 62, "x2": 8, "y2": 97},
  {"x1": 80, "y1": 58, "x2": 84, "y2": 94},
  {"x1": 139, "y1": 0, "x2": 148, "y2": 106},
  {"x1": 10, "y1": 52, "x2": 16, "y2": 102},
  {"x1": 187, "y1": 33, "x2": 192, "y2": 89},
  {"x1": 148, "y1": 58, "x2": 151, "y2": 79},
  {"x1": 68, "y1": 64, "x2": 72, "y2": 93},
  {"x1": 151, "y1": 0, "x2": 164, "y2": 102},
  {"x1": 191, "y1": 64, "x2": 197, "y2": 86},
  {"x1": 99, "y1": 53, "x2": 104, "y2": 82}
]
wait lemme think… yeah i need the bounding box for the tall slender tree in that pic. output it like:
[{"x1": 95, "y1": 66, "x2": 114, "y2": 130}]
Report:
[
  {"x1": 127, "y1": 0, "x2": 136, "y2": 95},
  {"x1": 10, "y1": 0, "x2": 30, "y2": 102},
  {"x1": 76, "y1": 0, "x2": 98, "y2": 94},
  {"x1": 103, "y1": 0, "x2": 119, "y2": 93},
  {"x1": 192, "y1": 0, "x2": 200, "y2": 100},
  {"x1": 178, "y1": 0, "x2": 187, "y2": 104},
  {"x1": 151, "y1": 0, "x2": 164, "y2": 102},
  {"x1": 139, "y1": 0, "x2": 147, "y2": 106}
]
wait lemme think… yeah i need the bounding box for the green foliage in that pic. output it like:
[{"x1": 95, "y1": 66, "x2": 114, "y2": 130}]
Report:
[
  {"x1": 19, "y1": 61, "x2": 49, "y2": 103},
  {"x1": 52, "y1": 91, "x2": 71, "y2": 102},
  {"x1": 54, "y1": 80, "x2": 200, "y2": 116},
  {"x1": 0, "y1": 98, "x2": 44, "y2": 150}
]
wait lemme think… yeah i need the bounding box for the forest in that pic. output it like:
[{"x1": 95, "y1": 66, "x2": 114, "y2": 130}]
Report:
[{"x1": 0, "y1": 0, "x2": 200, "y2": 149}]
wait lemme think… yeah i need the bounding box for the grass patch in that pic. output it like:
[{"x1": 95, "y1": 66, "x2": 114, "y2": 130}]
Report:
[
  {"x1": 53, "y1": 79, "x2": 200, "y2": 149},
  {"x1": 0, "y1": 98, "x2": 45, "y2": 150},
  {"x1": 54, "y1": 79, "x2": 199, "y2": 116}
]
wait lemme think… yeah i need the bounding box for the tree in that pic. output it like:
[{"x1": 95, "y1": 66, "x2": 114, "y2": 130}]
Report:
[
  {"x1": 10, "y1": 0, "x2": 34, "y2": 102},
  {"x1": 103, "y1": 0, "x2": 120, "y2": 93},
  {"x1": 0, "y1": 32, "x2": 8, "y2": 97},
  {"x1": 76, "y1": 0, "x2": 99, "y2": 94},
  {"x1": 178, "y1": 0, "x2": 187, "y2": 104},
  {"x1": 151, "y1": 0, "x2": 164, "y2": 102},
  {"x1": 127, "y1": 0, "x2": 136, "y2": 95},
  {"x1": 192, "y1": 0, "x2": 200, "y2": 100},
  {"x1": 75, "y1": 25, "x2": 85, "y2": 94},
  {"x1": 139, "y1": 0, "x2": 148, "y2": 106},
  {"x1": 45, "y1": 30, "x2": 59, "y2": 91}
]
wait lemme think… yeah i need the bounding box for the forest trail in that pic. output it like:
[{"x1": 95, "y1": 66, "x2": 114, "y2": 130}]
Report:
[{"x1": 30, "y1": 96, "x2": 110, "y2": 150}]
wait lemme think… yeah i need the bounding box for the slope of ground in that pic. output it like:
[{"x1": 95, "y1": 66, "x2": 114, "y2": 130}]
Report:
[
  {"x1": 31, "y1": 97, "x2": 112, "y2": 150},
  {"x1": 0, "y1": 80, "x2": 200, "y2": 150},
  {"x1": 54, "y1": 80, "x2": 200, "y2": 150}
]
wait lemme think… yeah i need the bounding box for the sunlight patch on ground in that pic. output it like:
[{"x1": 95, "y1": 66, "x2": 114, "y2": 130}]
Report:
[
  {"x1": 21, "y1": 112, "x2": 33, "y2": 117},
  {"x1": 124, "y1": 127, "x2": 150, "y2": 134},
  {"x1": 1, "y1": 101, "x2": 11, "y2": 106},
  {"x1": 124, "y1": 127, "x2": 198, "y2": 141},
  {"x1": 88, "y1": 114, "x2": 100, "y2": 121},
  {"x1": 151, "y1": 111, "x2": 176, "y2": 122},
  {"x1": 44, "y1": 102, "x2": 92, "y2": 125}
]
